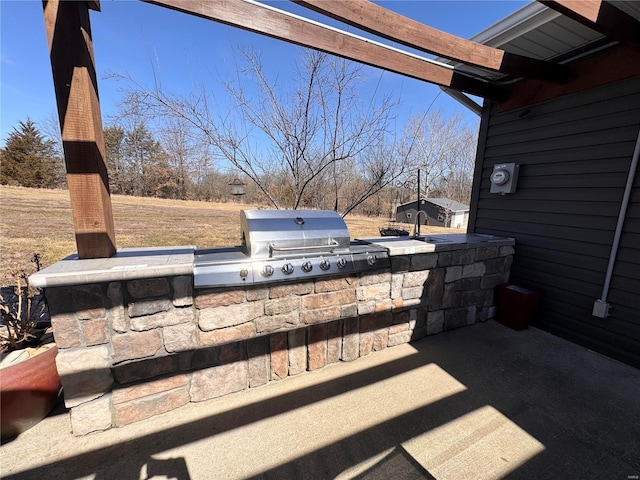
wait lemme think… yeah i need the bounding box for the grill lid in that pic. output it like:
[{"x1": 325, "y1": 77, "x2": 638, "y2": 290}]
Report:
[{"x1": 240, "y1": 209, "x2": 350, "y2": 259}]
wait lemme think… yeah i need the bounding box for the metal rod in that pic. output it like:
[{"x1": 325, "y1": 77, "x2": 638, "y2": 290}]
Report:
[
  {"x1": 417, "y1": 169, "x2": 421, "y2": 237},
  {"x1": 598, "y1": 124, "x2": 640, "y2": 305}
]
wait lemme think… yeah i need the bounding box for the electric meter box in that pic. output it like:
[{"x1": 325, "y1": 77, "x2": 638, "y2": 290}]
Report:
[{"x1": 490, "y1": 163, "x2": 519, "y2": 194}]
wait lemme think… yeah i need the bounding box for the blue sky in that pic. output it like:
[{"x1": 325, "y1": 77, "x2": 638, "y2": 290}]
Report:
[{"x1": 0, "y1": 0, "x2": 528, "y2": 144}]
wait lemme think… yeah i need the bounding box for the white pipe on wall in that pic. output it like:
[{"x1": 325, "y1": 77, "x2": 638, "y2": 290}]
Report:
[{"x1": 593, "y1": 124, "x2": 640, "y2": 318}]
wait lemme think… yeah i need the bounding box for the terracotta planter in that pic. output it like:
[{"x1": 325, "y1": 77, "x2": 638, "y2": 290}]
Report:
[{"x1": 1, "y1": 345, "x2": 61, "y2": 441}]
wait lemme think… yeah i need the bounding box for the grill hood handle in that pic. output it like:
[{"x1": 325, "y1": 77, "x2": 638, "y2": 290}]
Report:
[{"x1": 269, "y1": 238, "x2": 339, "y2": 257}]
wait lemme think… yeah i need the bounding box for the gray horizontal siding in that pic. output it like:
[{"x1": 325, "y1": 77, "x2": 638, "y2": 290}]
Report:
[
  {"x1": 485, "y1": 125, "x2": 639, "y2": 158},
  {"x1": 471, "y1": 75, "x2": 640, "y2": 368},
  {"x1": 540, "y1": 311, "x2": 640, "y2": 368}
]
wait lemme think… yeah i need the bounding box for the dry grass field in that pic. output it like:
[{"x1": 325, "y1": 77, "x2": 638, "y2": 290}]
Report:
[{"x1": 0, "y1": 185, "x2": 462, "y2": 283}]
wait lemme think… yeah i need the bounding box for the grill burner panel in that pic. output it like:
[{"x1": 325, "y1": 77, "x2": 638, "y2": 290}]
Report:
[
  {"x1": 194, "y1": 241, "x2": 390, "y2": 288},
  {"x1": 194, "y1": 210, "x2": 389, "y2": 288}
]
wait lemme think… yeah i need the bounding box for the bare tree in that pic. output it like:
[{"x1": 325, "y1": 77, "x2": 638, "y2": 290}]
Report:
[
  {"x1": 40, "y1": 111, "x2": 66, "y2": 188},
  {"x1": 159, "y1": 116, "x2": 205, "y2": 199},
  {"x1": 398, "y1": 110, "x2": 478, "y2": 204},
  {"x1": 114, "y1": 47, "x2": 411, "y2": 216},
  {"x1": 104, "y1": 125, "x2": 126, "y2": 194}
]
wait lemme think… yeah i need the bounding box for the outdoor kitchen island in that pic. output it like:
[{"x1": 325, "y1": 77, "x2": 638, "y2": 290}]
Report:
[{"x1": 30, "y1": 229, "x2": 514, "y2": 436}]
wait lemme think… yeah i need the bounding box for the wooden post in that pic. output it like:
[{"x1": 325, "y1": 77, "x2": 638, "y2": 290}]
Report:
[{"x1": 43, "y1": 0, "x2": 116, "y2": 259}]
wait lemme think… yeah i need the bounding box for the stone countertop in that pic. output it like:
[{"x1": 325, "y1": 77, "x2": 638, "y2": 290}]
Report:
[
  {"x1": 358, "y1": 234, "x2": 515, "y2": 256},
  {"x1": 28, "y1": 234, "x2": 515, "y2": 288},
  {"x1": 29, "y1": 246, "x2": 195, "y2": 288}
]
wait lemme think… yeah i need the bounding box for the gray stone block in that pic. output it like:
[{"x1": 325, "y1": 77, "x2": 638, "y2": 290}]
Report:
[
  {"x1": 307, "y1": 324, "x2": 328, "y2": 371},
  {"x1": 288, "y1": 329, "x2": 307, "y2": 375},
  {"x1": 112, "y1": 330, "x2": 163, "y2": 364},
  {"x1": 462, "y1": 262, "x2": 486, "y2": 278},
  {"x1": 444, "y1": 308, "x2": 468, "y2": 330},
  {"x1": 130, "y1": 306, "x2": 194, "y2": 331},
  {"x1": 356, "y1": 283, "x2": 391, "y2": 302},
  {"x1": 107, "y1": 282, "x2": 127, "y2": 333},
  {"x1": 199, "y1": 301, "x2": 263, "y2": 331},
  {"x1": 56, "y1": 346, "x2": 113, "y2": 408},
  {"x1": 403, "y1": 270, "x2": 430, "y2": 288},
  {"x1": 451, "y1": 249, "x2": 476, "y2": 265},
  {"x1": 127, "y1": 278, "x2": 170, "y2": 299},
  {"x1": 190, "y1": 361, "x2": 248, "y2": 402},
  {"x1": 445, "y1": 266, "x2": 463, "y2": 283},
  {"x1": 342, "y1": 317, "x2": 359, "y2": 361},
  {"x1": 359, "y1": 270, "x2": 391, "y2": 286},
  {"x1": 265, "y1": 296, "x2": 301, "y2": 316},
  {"x1": 391, "y1": 255, "x2": 410, "y2": 273},
  {"x1": 437, "y1": 252, "x2": 452, "y2": 267},
  {"x1": 255, "y1": 310, "x2": 300, "y2": 334},
  {"x1": 72, "y1": 285, "x2": 106, "y2": 320},
  {"x1": 391, "y1": 274, "x2": 403, "y2": 299},
  {"x1": 427, "y1": 311, "x2": 444, "y2": 335},
  {"x1": 172, "y1": 276, "x2": 193, "y2": 307},
  {"x1": 128, "y1": 299, "x2": 171, "y2": 318},
  {"x1": 499, "y1": 246, "x2": 515, "y2": 256},
  {"x1": 247, "y1": 336, "x2": 270, "y2": 388},
  {"x1": 327, "y1": 320, "x2": 343, "y2": 364},
  {"x1": 70, "y1": 394, "x2": 112, "y2": 436},
  {"x1": 475, "y1": 246, "x2": 499, "y2": 261},
  {"x1": 163, "y1": 322, "x2": 198, "y2": 352},
  {"x1": 410, "y1": 253, "x2": 437, "y2": 271},
  {"x1": 388, "y1": 330, "x2": 412, "y2": 347}
]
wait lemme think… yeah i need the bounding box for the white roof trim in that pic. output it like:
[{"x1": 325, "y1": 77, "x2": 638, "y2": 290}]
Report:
[{"x1": 471, "y1": 1, "x2": 562, "y2": 48}]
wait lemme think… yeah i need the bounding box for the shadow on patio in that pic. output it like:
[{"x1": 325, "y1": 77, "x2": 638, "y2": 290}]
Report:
[{"x1": 1, "y1": 320, "x2": 638, "y2": 479}]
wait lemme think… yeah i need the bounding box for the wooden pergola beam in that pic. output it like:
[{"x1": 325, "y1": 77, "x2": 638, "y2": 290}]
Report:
[
  {"x1": 144, "y1": 0, "x2": 507, "y2": 100},
  {"x1": 294, "y1": 0, "x2": 570, "y2": 82},
  {"x1": 540, "y1": 0, "x2": 640, "y2": 47},
  {"x1": 43, "y1": 0, "x2": 116, "y2": 259}
]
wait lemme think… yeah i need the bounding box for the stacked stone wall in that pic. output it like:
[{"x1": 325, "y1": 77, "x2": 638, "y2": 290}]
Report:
[{"x1": 47, "y1": 244, "x2": 513, "y2": 435}]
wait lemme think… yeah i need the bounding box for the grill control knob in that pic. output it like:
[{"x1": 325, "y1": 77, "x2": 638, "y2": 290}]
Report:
[
  {"x1": 367, "y1": 255, "x2": 377, "y2": 266},
  {"x1": 282, "y1": 263, "x2": 295, "y2": 275},
  {"x1": 301, "y1": 261, "x2": 313, "y2": 273},
  {"x1": 319, "y1": 259, "x2": 331, "y2": 271},
  {"x1": 261, "y1": 265, "x2": 274, "y2": 277},
  {"x1": 336, "y1": 257, "x2": 348, "y2": 269},
  {"x1": 240, "y1": 269, "x2": 249, "y2": 280}
]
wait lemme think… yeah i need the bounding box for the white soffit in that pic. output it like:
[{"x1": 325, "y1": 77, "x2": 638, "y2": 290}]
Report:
[
  {"x1": 440, "y1": 1, "x2": 637, "y2": 112},
  {"x1": 471, "y1": 2, "x2": 604, "y2": 62},
  {"x1": 470, "y1": 1, "x2": 562, "y2": 48}
]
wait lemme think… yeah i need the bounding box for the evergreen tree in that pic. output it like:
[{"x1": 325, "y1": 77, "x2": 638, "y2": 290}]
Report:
[{"x1": 0, "y1": 119, "x2": 57, "y2": 188}]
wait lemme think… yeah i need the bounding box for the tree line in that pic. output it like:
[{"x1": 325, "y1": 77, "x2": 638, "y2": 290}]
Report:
[{"x1": 1, "y1": 48, "x2": 478, "y2": 218}]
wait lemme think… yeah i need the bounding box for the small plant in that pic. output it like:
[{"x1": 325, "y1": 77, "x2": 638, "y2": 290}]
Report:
[{"x1": 0, "y1": 254, "x2": 48, "y2": 354}]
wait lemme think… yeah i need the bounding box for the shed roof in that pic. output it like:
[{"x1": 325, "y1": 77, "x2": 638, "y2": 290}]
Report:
[{"x1": 397, "y1": 198, "x2": 470, "y2": 212}]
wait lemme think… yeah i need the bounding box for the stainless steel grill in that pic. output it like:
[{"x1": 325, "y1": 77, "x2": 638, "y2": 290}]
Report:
[{"x1": 194, "y1": 209, "x2": 390, "y2": 288}]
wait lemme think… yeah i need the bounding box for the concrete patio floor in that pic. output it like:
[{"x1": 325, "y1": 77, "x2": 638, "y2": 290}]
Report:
[{"x1": 1, "y1": 320, "x2": 639, "y2": 480}]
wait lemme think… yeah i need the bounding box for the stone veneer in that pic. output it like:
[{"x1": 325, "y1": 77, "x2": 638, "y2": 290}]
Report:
[{"x1": 42, "y1": 241, "x2": 513, "y2": 435}]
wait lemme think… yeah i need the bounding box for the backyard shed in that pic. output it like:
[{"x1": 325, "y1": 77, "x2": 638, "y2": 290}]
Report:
[
  {"x1": 464, "y1": 2, "x2": 640, "y2": 368},
  {"x1": 395, "y1": 198, "x2": 470, "y2": 229}
]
